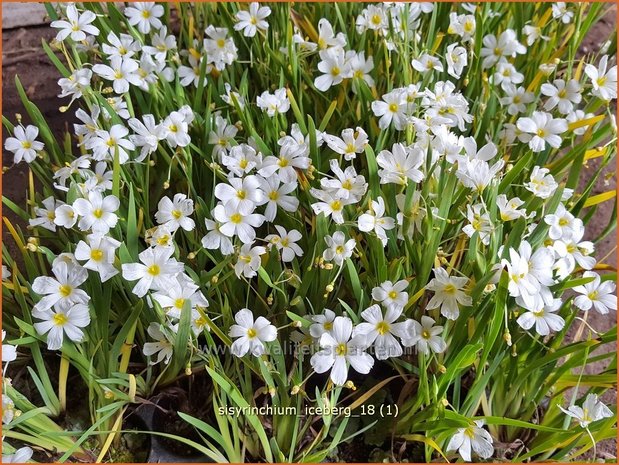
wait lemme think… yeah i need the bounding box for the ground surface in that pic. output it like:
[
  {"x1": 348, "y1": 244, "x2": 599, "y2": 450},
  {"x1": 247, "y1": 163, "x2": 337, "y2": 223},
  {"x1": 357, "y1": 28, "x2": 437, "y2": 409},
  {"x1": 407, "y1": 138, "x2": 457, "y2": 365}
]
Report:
[{"x1": 1, "y1": 6, "x2": 617, "y2": 462}]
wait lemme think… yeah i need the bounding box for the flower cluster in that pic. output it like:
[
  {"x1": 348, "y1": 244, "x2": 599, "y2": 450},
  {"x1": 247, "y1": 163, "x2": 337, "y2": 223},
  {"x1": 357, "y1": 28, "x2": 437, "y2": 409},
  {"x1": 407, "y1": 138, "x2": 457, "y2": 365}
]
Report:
[{"x1": 2, "y1": 2, "x2": 616, "y2": 463}]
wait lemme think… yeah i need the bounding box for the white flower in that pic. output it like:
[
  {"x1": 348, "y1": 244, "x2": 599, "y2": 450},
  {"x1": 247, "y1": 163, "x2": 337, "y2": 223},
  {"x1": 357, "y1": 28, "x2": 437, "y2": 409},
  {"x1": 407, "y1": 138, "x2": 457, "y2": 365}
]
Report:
[
  {"x1": 517, "y1": 111, "x2": 568, "y2": 152},
  {"x1": 265, "y1": 226, "x2": 303, "y2": 262},
  {"x1": 143, "y1": 26, "x2": 177, "y2": 60},
  {"x1": 492, "y1": 62, "x2": 523, "y2": 91},
  {"x1": 209, "y1": 115, "x2": 238, "y2": 159},
  {"x1": 310, "y1": 316, "x2": 374, "y2": 386},
  {"x1": 124, "y1": 2, "x2": 164, "y2": 34},
  {"x1": 353, "y1": 305, "x2": 412, "y2": 360},
  {"x1": 372, "y1": 89, "x2": 407, "y2": 130},
  {"x1": 204, "y1": 26, "x2": 238, "y2": 70},
  {"x1": 541, "y1": 79, "x2": 582, "y2": 114},
  {"x1": 310, "y1": 309, "x2": 337, "y2": 339},
  {"x1": 215, "y1": 176, "x2": 264, "y2": 212},
  {"x1": 497, "y1": 195, "x2": 528, "y2": 222},
  {"x1": 3, "y1": 394, "x2": 15, "y2": 424},
  {"x1": 58, "y1": 67, "x2": 92, "y2": 102},
  {"x1": 502, "y1": 241, "x2": 555, "y2": 310},
  {"x1": 573, "y1": 271, "x2": 617, "y2": 314},
  {"x1": 544, "y1": 203, "x2": 581, "y2": 240},
  {"x1": 559, "y1": 393, "x2": 613, "y2": 428},
  {"x1": 33, "y1": 303, "x2": 91, "y2": 350},
  {"x1": 310, "y1": 188, "x2": 353, "y2": 224},
  {"x1": 552, "y1": 2, "x2": 574, "y2": 24},
  {"x1": 349, "y1": 51, "x2": 375, "y2": 90},
  {"x1": 517, "y1": 298, "x2": 565, "y2": 336},
  {"x1": 480, "y1": 29, "x2": 525, "y2": 69},
  {"x1": 257, "y1": 88, "x2": 290, "y2": 117},
  {"x1": 102, "y1": 31, "x2": 139, "y2": 59},
  {"x1": 317, "y1": 18, "x2": 346, "y2": 50},
  {"x1": 585, "y1": 55, "x2": 617, "y2": 101},
  {"x1": 2, "y1": 265, "x2": 11, "y2": 282},
  {"x1": 152, "y1": 277, "x2": 208, "y2": 318},
  {"x1": 2, "y1": 330, "x2": 17, "y2": 363},
  {"x1": 552, "y1": 225, "x2": 596, "y2": 279},
  {"x1": 128, "y1": 115, "x2": 164, "y2": 162},
  {"x1": 229, "y1": 308, "x2": 277, "y2": 356},
  {"x1": 235, "y1": 243, "x2": 267, "y2": 278},
  {"x1": 323, "y1": 231, "x2": 355, "y2": 266},
  {"x1": 448, "y1": 12, "x2": 476, "y2": 41},
  {"x1": 221, "y1": 83, "x2": 246, "y2": 109},
  {"x1": 447, "y1": 420, "x2": 494, "y2": 461},
  {"x1": 202, "y1": 217, "x2": 234, "y2": 256},
  {"x1": 143, "y1": 323, "x2": 173, "y2": 365},
  {"x1": 121, "y1": 247, "x2": 184, "y2": 298},
  {"x1": 320, "y1": 159, "x2": 367, "y2": 200},
  {"x1": 234, "y1": 3, "x2": 271, "y2": 37},
  {"x1": 161, "y1": 110, "x2": 191, "y2": 148},
  {"x1": 32, "y1": 261, "x2": 89, "y2": 312},
  {"x1": 85, "y1": 124, "x2": 135, "y2": 164},
  {"x1": 358, "y1": 197, "x2": 395, "y2": 246},
  {"x1": 456, "y1": 158, "x2": 504, "y2": 192},
  {"x1": 256, "y1": 175, "x2": 298, "y2": 222},
  {"x1": 51, "y1": 4, "x2": 99, "y2": 42},
  {"x1": 499, "y1": 84, "x2": 534, "y2": 115},
  {"x1": 73, "y1": 191, "x2": 120, "y2": 234},
  {"x1": 463, "y1": 203, "x2": 493, "y2": 246},
  {"x1": 524, "y1": 166, "x2": 559, "y2": 199},
  {"x1": 146, "y1": 225, "x2": 175, "y2": 249},
  {"x1": 213, "y1": 202, "x2": 265, "y2": 244},
  {"x1": 2, "y1": 447, "x2": 34, "y2": 464},
  {"x1": 426, "y1": 267, "x2": 472, "y2": 320},
  {"x1": 54, "y1": 204, "x2": 78, "y2": 229},
  {"x1": 74, "y1": 234, "x2": 121, "y2": 282},
  {"x1": 29, "y1": 197, "x2": 61, "y2": 232},
  {"x1": 446, "y1": 43, "x2": 467, "y2": 78},
  {"x1": 396, "y1": 191, "x2": 426, "y2": 238},
  {"x1": 522, "y1": 24, "x2": 549, "y2": 45},
  {"x1": 155, "y1": 193, "x2": 195, "y2": 232},
  {"x1": 412, "y1": 53, "x2": 444, "y2": 74},
  {"x1": 221, "y1": 144, "x2": 260, "y2": 176},
  {"x1": 376, "y1": 143, "x2": 424, "y2": 185},
  {"x1": 323, "y1": 127, "x2": 368, "y2": 161},
  {"x1": 315, "y1": 47, "x2": 350, "y2": 91},
  {"x1": 92, "y1": 56, "x2": 140, "y2": 94},
  {"x1": 404, "y1": 316, "x2": 446, "y2": 355},
  {"x1": 259, "y1": 144, "x2": 309, "y2": 184},
  {"x1": 372, "y1": 280, "x2": 409, "y2": 310},
  {"x1": 4, "y1": 125, "x2": 44, "y2": 164}
]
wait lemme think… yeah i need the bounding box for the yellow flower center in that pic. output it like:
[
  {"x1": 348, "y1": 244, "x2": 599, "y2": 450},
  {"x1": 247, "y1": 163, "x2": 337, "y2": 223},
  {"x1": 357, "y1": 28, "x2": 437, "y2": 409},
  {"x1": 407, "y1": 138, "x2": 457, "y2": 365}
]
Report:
[
  {"x1": 171, "y1": 210, "x2": 182, "y2": 219},
  {"x1": 376, "y1": 321, "x2": 390, "y2": 335},
  {"x1": 335, "y1": 245, "x2": 345, "y2": 254},
  {"x1": 239, "y1": 158, "x2": 249, "y2": 169},
  {"x1": 587, "y1": 290, "x2": 599, "y2": 301},
  {"x1": 443, "y1": 283, "x2": 457, "y2": 295},
  {"x1": 236, "y1": 190, "x2": 247, "y2": 200},
  {"x1": 278, "y1": 157, "x2": 289, "y2": 167},
  {"x1": 90, "y1": 249, "x2": 104, "y2": 262},
  {"x1": 537, "y1": 128, "x2": 546, "y2": 137},
  {"x1": 335, "y1": 342, "x2": 347, "y2": 356},
  {"x1": 388, "y1": 290, "x2": 398, "y2": 299},
  {"x1": 174, "y1": 298, "x2": 185, "y2": 309},
  {"x1": 21, "y1": 141, "x2": 32, "y2": 149},
  {"x1": 331, "y1": 66, "x2": 341, "y2": 77},
  {"x1": 59, "y1": 284, "x2": 73, "y2": 297},
  {"x1": 157, "y1": 235, "x2": 170, "y2": 246},
  {"x1": 389, "y1": 103, "x2": 399, "y2": 113},
  {"x1": 247, "y1": 327, "x2": 257, "y2": 338},
  {"x1": 93, "y1": 208, "x2": 104, "y2": 219},
  {"x1": 217, "y1": 38, "x2": 226, "y2": 48},
  {"x1": 422, "y1": 329, "x2": 431, "y2": 339},
  {"x1": 147, "y1": 264, "x2": 160, "y2": 276},
  {"x1": 371, "y1": 14, "x2": 382, "y2": 25},
  {"x1": 269, "y1": 191, "x2": 279, "y2": 201},
  {"x1": 230, "y1": 213, "x2": 242, "y2": 224},
  {"x1": 330, "y1": 200, "x2": 342, "y2": 211},
  {"x1": 558, "y1": 218, "x2": 569, "y2": 226},
  {"x1": 323, "y1": 321, "x2": 333, "y2": 331},
  {"x1": 169, "y1": 124, "x2": 178, "y2": 133},
  {"x1": 141, "y1": 9, "x2": 151, "y2": 18},
  {"x1": 53, "y1": 313, "x2": 69, "y2": 326}
]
